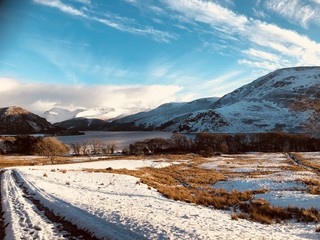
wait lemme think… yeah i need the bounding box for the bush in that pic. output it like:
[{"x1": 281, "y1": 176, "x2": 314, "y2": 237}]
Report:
[
  {"x1": 200, "y1": 146, "x2": 214, "y2": 157},
  {"x1": 34, "y1": 137, "x2": 69, "y2": 163}
]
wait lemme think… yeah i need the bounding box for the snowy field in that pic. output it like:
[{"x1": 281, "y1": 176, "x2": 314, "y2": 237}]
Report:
[
  {"x1": 1, "y1": 154, "x2": 320, "y2": 239},
  {"x1": 205, "y1": 153, "x2": 320, "y2": 210}
]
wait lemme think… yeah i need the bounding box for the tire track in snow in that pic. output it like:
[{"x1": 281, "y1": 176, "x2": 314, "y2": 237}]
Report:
[
  {"x1": 0, "y1": 170, "x2": 6, "y2": 240},
  {"x1": 288, "y1": 153, "x2": 320, "y2": 174},
  {"x1": 2, "y1": 170, "x2": 72, "y2": 239},
  {"x1": 11, "y1": 170, "x2": 102, "y2": 240}
]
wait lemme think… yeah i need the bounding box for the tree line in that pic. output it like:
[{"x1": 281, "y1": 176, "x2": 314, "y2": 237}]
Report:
[
  {"x1": 69, "y1": 139, "x2": 117, "y2": 155},
  {"x1": 0, "y1": 136, "x2": 68, "y2": 163},
  {"x1": 1, "y1": 132, "x2": 320, "y2": 161},
  {"x1": 128, "y1": 132, "x2": 320, "y2": 156}
]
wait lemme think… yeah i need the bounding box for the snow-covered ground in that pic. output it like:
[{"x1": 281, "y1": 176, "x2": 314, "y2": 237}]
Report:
[
  {"x1": 26, "y1": 159, "x2": 176, "y2": 171},
  {"x1": 1, "y1": 154, "x2": 320, "y2": 239},
  {"x1": 207, "y1": 153, "x2": 320, "y2": 211}
]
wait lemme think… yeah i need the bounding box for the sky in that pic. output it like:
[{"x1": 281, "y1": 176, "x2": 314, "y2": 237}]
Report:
[{"x1": 1, "y1": 0, "x2": 320, "y2": 115}]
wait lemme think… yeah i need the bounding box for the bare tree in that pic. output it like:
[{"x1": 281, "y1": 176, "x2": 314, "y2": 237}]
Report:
[
  {"x1": 170, "y1": 133, "x2": 192, "y2": 151},
  {"x1": 107, "y1": 141, "x2": 117, "y2": 154},
  {"x1": 70, "y1": 142, "x2": 81, "y2": 155},
  {"x1": 292, "y1": 96, "x2": 320, "y2": 137},
  {"x1": 90, "y1": 138, "x2": 104, "y2": 155},
  {"x1": 81, "y1": 140, "x2": 89, "y2": 155},
  {"x1": 35, "y1": 137, "x2": 69, "y2": 163}
]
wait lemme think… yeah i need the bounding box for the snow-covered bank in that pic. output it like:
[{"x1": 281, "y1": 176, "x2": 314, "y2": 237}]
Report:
[{"x1": 4, "y1": 158, "x2": 317, "y2": 240}]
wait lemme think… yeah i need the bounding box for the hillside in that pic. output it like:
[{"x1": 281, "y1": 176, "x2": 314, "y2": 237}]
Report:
[
  {"x1": 110, "y1": 97, "x2": 219, "y2": 131},
  {"x1": 44, "y1": 107, "x2": 129, "y2": 123},
  {"x1": 53, "y1": 67, "x2": 320, "y2": 133},
  {"x1": 178, "y1": 67, "x2": 320, "y2": 133},
  {"x1": 111, "y1": 67, "x2": 320, "y2": 133},
  {"x1": 54, "y1": 117, "x2": 107, "y2": 131},
  {"x1": 0, "y1": 106, "x2": 81, "y2": 135}
]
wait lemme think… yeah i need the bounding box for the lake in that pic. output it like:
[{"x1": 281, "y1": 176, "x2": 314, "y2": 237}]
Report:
[{"x1": 57, "y1": 131, "x2": 173, "y2": 149}]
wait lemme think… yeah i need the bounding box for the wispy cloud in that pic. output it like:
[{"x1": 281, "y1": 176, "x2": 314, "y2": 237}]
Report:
[
  {"x1": 33, "y1": 0, "x2": 86, "y2": 17},
  {"x1": 0, "y1": 61, "x2": 18, "y2": 68},
  {"x1": 198, "y1": 71, "x2": 243, "y2": 92},
  {"x1": 33, "y1": 0, "x2": 175, "y2": 42},
  {"x1": 0, "y1": 77, "x2": 182, "y2": 114},
  {"x1": 75, "y1": 0, "x2": 91, "y2": 5},
  {"x1": 162, "y1": 0, "x2": 320, "y2": 71},
  {"x1": 264, "y1": 0, "x2": 320, "y2": 28}
]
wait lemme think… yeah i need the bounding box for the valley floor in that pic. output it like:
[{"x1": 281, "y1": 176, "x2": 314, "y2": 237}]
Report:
[{"x1": 1, "y1": 153, "x2": 320, "y2": 239}]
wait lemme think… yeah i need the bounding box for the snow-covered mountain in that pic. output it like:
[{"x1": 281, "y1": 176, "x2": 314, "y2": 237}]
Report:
[
  {"x1": 112, "y1": 97, "x2": 219, "y2": 131},
  {"x1": 43, "y1": 107, "x2": 84, "y2": 123},
  {"x1": 54, "y1": 117, "x2": 107, "y2": 131},
  {"x1": 112, "y1": 67, "x2": 320, "y2": 133},
  {"x1": 0, "y1": 106, "x2": 81, "y2": 135},
  {"x1": 177, "y1": 67, "x2": 320, "y2": 133},
  {"x1": 0, "y1": 106, "x2": 54, "y2": 134},
  {"x1": 52, "y1": 67, "x2": 320, "y2": 133},
  {"x1": 44, "y1": 107, "x2": 125, "y2": 123}
]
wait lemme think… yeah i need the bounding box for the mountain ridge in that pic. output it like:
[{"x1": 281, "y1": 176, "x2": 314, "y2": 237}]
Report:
[
  {"x1": 52, "y1": 66, "x2": 320, "y2": 134},
  {"x1": 0, "y1": 106, "x2": 82, "y2": 135}
]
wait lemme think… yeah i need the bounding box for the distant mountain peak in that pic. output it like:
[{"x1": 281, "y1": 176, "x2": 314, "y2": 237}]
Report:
[
  {"x1": 0, "y1": 106, "x2": 81, "y2": 135},
  {"x1": 1, "y1": 106, "x2": 30, "y2": 116}
]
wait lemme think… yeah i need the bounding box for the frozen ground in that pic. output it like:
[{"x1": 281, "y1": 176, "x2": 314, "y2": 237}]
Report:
[
  {"x1": 207, "y1": 153, "x2": 320, "y2": 211},
  {"x1": 1, "y1": 154, "x2": 320, "y2": 239}
]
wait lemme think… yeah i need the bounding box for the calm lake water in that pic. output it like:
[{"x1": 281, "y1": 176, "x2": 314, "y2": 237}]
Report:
[{"x1": 57, "y1": 131, "x2": 173, "y2": 149}]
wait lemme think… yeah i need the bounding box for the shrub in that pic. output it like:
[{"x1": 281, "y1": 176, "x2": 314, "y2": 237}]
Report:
[
  {"x1": 231, "y1": 212, "x2": 238, "y2": 220},
  {"x1": 34, "y1": 137, "x2": 69, "y2": 163}
]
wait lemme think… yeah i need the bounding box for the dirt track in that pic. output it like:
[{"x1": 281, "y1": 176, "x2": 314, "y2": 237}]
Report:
[
  {"x1": 11, "y1": 170, "x2": 101, "y2": 240},
  {"x1": 0, "y1": 170, "x2": 5, "y2": 240}
]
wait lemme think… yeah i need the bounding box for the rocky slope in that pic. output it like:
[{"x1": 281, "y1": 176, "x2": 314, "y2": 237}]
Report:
[
  {"x1": 54, "y1": 67, "x2": 320, "y2": 134},
  {"x1": 43, "y1": 107, "x2": 84, "y2": 123},
  {"x1": 54, "y1": 118, "x2": 107, "y2": 131},
  {"x1": 44, "y1": 107, "x2": 128, "y2": 123},
  {"x1": 178, "y1": 67, "x2": 320, "y2": 133},
  {"x1": 0, "y1": 106, "x2": 81, "y2": 135},
  {"x1": 111, "y1": 67, "x2": 320, "y2": 133},
  {"x1": 107, "y1": 97, "x2": 219, "y2": 131}
]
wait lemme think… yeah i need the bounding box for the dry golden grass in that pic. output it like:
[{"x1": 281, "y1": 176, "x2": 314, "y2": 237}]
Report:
[
  {"x1": 97, "y1": 154, "x2": 198, "y2": 162},
  {"x1": 279, "y1": 165, "x2": 309, "y2": 172},
  {"x1": 84, "y1": 164, "x2": 268, "y2": 210},
  {"x1": 84, "y1": 157, "x2": 320, "y2": 225},
  {"x1": 238, "y1": 200, "x2": 320, "y2": 224},
  {"x1": 290, "y1": 153, "x2": 320, "y2": 172},
  {"x1": 298, "y1": 178, "x2": 320, "y2": 195},
  {"x1": 231, "y1": 212, "x2": 238, "y2": 221},
  {"x1": 0, "y1": 155, "x2": 80, "y2": 168},
  {"x1": 0, "y1": 156, "x2": 48, "y2": 168}
]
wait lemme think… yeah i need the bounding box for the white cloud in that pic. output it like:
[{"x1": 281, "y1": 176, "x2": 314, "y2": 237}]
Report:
[
  {"x1": 264, "y1": 0, "x2": 320, "y2": 28},
  {"x1": 163, "y1": 0, "x2": 248, "y2": 30},
  {"x1": 197, "y1": 71, "x2": 242, "y2": 92},
  {"x1": 162, "y1": 0, "x2": 320, "y2": 70},
  {"x1": 0, "y1": 78, "x2": 19, "y2": 93},
  {"x1": 33, "y1": 0, "x2": 86, "y2": 17},
  {"x1": 0, "y1": 78, "x2": 182, "y2": 115},
  {"x1": 75, "y1": 0, "x2": 91, "y2": 5},
  {"x1": 33, "y1": 0, "x2": 176, "y2": 43}
]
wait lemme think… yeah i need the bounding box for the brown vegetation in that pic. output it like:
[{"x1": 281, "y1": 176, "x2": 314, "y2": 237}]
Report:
[
  {"x1": 298, "y1": 178, "x2": 320, "y2": 195},
  {"x1": 84, "y1": 155, "x2": 320, "y2": 225},
  {"x1": 238, "y1": 200, "x2": 320, "y2": 224},
  {"x1": 35, "y1": 137, "x2": 69, "y2": 163}
]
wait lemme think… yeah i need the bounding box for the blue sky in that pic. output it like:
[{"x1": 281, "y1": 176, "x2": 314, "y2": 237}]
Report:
[{"x1": 1, "y1": 0, "x2": 320, "y2": 114}]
